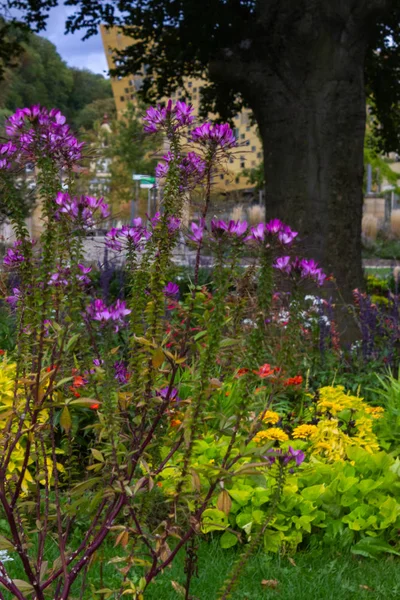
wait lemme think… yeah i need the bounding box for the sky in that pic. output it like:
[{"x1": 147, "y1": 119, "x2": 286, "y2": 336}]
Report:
[{"x1": 39, "y1": 4, "x2": 109, "y2": 76}]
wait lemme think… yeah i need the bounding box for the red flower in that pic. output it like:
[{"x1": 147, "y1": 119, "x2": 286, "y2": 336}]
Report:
[
  {"x1": 284, "y1": 376, "x2": 303, "y2": 387},
  {"x1": 69, "y1": 386, "x2": 81, "y2": 398},
  {"x1": 0, "y1": 350, "x2": 5, "y2": 356},
  {"x1": 254, "y1": 364, "x2": 279, "y2": 378},
  {"x1": 235, "y1": 368, "x2": 249, "y2": 378},
  {"x1": 72, "y1": 375, "x2": 86, "y2": 388},
  {"x1": 90, "y1": 403, "x2": 100, "y2": 410}
]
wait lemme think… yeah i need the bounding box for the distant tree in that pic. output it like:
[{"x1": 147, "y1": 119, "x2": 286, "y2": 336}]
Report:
[
  {"x1": 106, "y1": 102, "x2": 160, "y2": 212},
  {"x1": 73, "y1": 97, "x2": 116, "y2": 131}
]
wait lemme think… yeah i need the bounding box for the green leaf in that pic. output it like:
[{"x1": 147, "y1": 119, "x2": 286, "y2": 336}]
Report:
[
  {"x1": 228, "y1": 488, "x2": 253, "y2": 507},
  {"x1": 351, "y1": 537, "x2": 400, "y2": 559},
  {"x1": 0, "y1": 535, "x2": 14, "y2": 551},
  {"x1": 13, "y1": 580, "x2": 34, "y2": 593},
  {"x1": 201, "y1": 509, "x2": 228, "y2": 533},
  {"x1": 263, "y1": 529, "x2": 284, "y2": 553},
  {"x1": 60, "y1": 406, "x2": 72, "y2": 433},
  {"x1": 220, "y1": 531, "x2": 238, "y2": 549}
]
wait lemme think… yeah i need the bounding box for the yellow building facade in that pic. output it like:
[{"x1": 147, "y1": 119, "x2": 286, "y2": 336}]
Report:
[{"x1": 100, "y1": 26, "x2": 263, "y2": 192}]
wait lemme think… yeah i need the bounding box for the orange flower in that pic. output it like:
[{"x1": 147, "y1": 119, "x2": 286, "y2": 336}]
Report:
[
  {"x1": 170, "y1": 419, "x2": 182, "y2": 427},
  {"x1": 90, "y1": 403, "x2": 100, "y2": 410},
  {"x1": 284, "y1": 376, "x2": 303, "y2": 386}
]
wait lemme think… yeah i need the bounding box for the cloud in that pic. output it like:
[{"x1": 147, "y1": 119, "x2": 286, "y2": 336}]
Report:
[{"x1": 39, "y1": 5, "x2": 109, "y2": 75}]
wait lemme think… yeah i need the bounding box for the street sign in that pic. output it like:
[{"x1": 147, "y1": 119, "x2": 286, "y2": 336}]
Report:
[{"x1": 132, "y1": 174, "x2": 156, "y2": 184}]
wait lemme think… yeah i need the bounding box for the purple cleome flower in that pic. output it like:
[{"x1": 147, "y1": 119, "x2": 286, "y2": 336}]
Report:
[
  {"x1": 156, "y1": 151, "x2": 206, "y2": 190},
  {"x1": 163, "y1": 282, "x2": 179, "y2": 297},
  {"x1": 55, "y1": 192, "x2": 109, "y2": 227},
  {"x1": 274, "y1": 255, "x2": 291, "y2": 273},
  {"x1": 105, "y1": 218, "x2": 152, "y2": 252},
  {"x1": 191, "y1": 122, "x2": 236, "y2": 149},
  {"x1": 86, "y1": 298, "x2": 131, "y2": 330},
  {"x1": 143, "y1": 100, "x2": 195, "y2": 134},
  {"x1": 77, "y1": 264, "x2": 92, "y2": 285},
  {"x1": 188, "y1": 220, "x2": 206, "y2": 245},
  {"x1": 210, "y1": 219, "x2": 248, "y2": 238},
  {"x1": 273, "y1": 256, "x2": 326, "y2": 287},
  {"x1": 246, "y1": 219, "x2": 298, "y2": 247},
  {"x1": 0, "y1": 105, "x2": 84, "y2": 168},
  {"x1": 3, "y1": 241, "x2": 25, "y2": 267},
  {"x1": 6, "y1": 288, "x2": 21, "y2": 308}
]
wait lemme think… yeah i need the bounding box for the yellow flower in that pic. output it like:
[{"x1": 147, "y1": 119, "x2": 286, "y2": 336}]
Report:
[
  {"x1": 262, "y1": 410, "x2": 280, "y2": 425},
  {"x1": 365, "y1": 406, "x2": 384, "y2": 419},
  {"x1": 253, "y1": 427, "x2": 288, "y2": 445},
  {"x1": 292, "y1": 424, "x2": 318, "y2": 439}
]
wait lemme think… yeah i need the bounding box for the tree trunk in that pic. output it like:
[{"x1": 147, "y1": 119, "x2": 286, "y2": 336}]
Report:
[
  {"x1": 255, "y1": 59, "x2": 366, "y2": 302},
  {"x1": 211, "y1": 1, "x2": 393, "y2": 309}
]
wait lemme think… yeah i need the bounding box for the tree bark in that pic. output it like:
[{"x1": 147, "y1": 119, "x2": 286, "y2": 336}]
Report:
[{"x1": 210, "y1": 0, "x2": 393, "y2": 310}]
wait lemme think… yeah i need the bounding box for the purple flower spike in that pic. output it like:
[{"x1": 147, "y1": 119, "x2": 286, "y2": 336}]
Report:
[
  {"x1": 163, "y1": 282, "x2": 179, "y2": 298},
  {"x1": 114, "y1": 360, "x2": 130, "y2": 384}
]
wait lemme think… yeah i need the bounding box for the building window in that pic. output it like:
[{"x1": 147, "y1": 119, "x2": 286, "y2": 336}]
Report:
[
  {"x1": 129, "y1": 79, "x2": 134, "y2": 86},
  {"x1": 193, "y1": 87, "x2": 197, "y2": 92},
  {"x1": 251, "y1": 146, "x2": 256, "y2": 152},
  {"x1": 245, "y1": 140, "x2": 250, "y2": 146},
  {"x1": 246, "y1": 126, "x2": 250, "y2": 131},
  {"x1": 257, "y1": 152, "x2": 262, "y2": 158},
  {"x1": 251, "y1": 161, "x2": 256, "y2": 166},
  {"x1": 220, "y1": 174, "x2": 224, "y2": 180},
  {"x1": 240, "y1": 133, "x2": 245, "y2": 140},
  {"x1": 120, "y1": 96, "x2": 125, "y2": 102},
  {"x1": 124, "y1": 88, "x2": 129, "y2": 93},
  {"x1": 240, "y1": 161, "x2": 245, "y2": 168},
  {"x1": 130, "y1": 93, "x2": 135, "y2": 99},
  {"x1": 178, "y1": 90, "x2": 182, "y2": 96},
  {"x1": 188, "y1": 81, "x2": 192, "y2": 88},
  {"x1": 108, "y1": 48, "x2": 113, "y2": 55}
]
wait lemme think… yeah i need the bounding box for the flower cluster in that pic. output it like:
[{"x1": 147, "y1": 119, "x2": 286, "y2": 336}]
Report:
[
  {"x1": 163, "y1": 282, "x2": 179, "y2": 298},
  {"x1": 114, "y1": 361, "x2": 130, "y2": 384},
  {"x1": 156, "y1": 151, "x2": 206, "y2": 190},
  {"x1": 48, "y1": 264, "x2": 92, "y2": 287},
  {"x1": 143, "y1": 100, "x2": 195, "y2": 134},
  {"x1": 210, "y1": 219, "x2": 248, "y2": 238},
  {"x1": 86, "y1": 299, "x2": 131, "y2": 330},
  {"x1": 105, "y1": 218, "x2": 152, "y2": 252},
  {"x1": 246, "y1": 219, "x2": 298, "y2": 246},
  {"x1": 191, "y1": 122, "x2": 236, "y2": 149},
  {"x1": 3, "y1": 241, "x2": 25, "y2": 267},
  {"x1": 0, "y1": 105, "x2": 84, "y2": 168},
  {"x1": 55, "y1": 192, "x2": 109, "y2": 227},
  {"x1": 274, "y1": 256, "x2": 326, "y2": 286}
]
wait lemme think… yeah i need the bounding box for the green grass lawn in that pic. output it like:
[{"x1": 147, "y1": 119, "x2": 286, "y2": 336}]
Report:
[
  {"x1": 5, "y1": 538, "x2": 399, "y2": 600},
  {"x1": 143, "y1": 540, "x2": 400, "y2": 600}
]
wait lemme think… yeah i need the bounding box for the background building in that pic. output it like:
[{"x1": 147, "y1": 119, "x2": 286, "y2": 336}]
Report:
[{"x1": 100, "y1": 26, "x2": 263, "y2": 193}]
